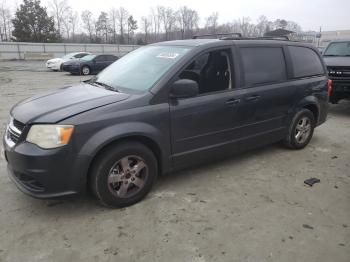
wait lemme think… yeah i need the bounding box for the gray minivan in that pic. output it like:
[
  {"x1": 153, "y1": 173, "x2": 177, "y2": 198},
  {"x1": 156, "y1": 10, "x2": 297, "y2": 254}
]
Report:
[{"x1": 4, "y1": 37, "x2": 330, "y2": 207}]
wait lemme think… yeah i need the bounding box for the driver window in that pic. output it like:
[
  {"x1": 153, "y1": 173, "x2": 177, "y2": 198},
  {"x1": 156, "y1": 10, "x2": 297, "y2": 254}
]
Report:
[{"x1": 179, "y1": 49, "x2": 233, "y2": 94}]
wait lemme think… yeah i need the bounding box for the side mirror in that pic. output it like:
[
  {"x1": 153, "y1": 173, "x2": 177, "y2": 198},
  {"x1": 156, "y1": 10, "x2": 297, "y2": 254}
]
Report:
[{"x1": 170, "y1": 79, "x2": 198, "y2": 99}]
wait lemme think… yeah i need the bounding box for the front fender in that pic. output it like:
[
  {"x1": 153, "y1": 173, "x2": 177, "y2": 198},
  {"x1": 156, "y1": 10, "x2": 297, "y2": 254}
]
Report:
[{"x1": 77, "y1": 121, "x2": 171, "y2": 173}]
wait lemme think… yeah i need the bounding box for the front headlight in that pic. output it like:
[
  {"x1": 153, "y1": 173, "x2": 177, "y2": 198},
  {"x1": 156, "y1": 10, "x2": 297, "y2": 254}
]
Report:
[{"x1": 26, "y1": 125, "x2": 74, "y2": 149}]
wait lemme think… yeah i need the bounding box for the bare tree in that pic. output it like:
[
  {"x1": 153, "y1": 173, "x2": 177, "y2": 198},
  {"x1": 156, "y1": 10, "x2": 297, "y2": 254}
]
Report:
[
  {"x1": 141, "y1": 16, "x2": 151, "y2": 43},
  {"x1": 70, "y1": 11, "x2": 79, "y2": 41},
  {"x1": 96, "y1": 11, "x2": 109, "y2": 43},
  {"x1": 50, "y1": 0, "x2": 70, "y2": 36},
  {"x1": 256, "y1": 15, "x2": 269, "y2": 36},
  {"x1": 62, "y1": 7, "x2": 72, "y2": 39},
  {"x1": 109, "y1": 8, "x2": 118, "y2": 43},
  {"x1": 81, "y1": 10, "x2": 94, "y2": 42},
  {"x1": 150, "y1": 7, "x2": 160, "y2": 41},
  {"x1": 158, "y1": 6, "x2": 176, "y2": 40},
  {"x1": 116, "y1": 7, "x2": 128, "y2": 44},
  {"x1": 205, "y1": 12, "x2": 219, "y2": 33},
  {"x1": 127, "y1": 15, "x2": 137, "y2": 44},
  {"x1": 0, "y1": 0, "x2": 12, "y2": 41},
  {"x1": 176, "y1": 6, "x2": 199, "y2": 39}
]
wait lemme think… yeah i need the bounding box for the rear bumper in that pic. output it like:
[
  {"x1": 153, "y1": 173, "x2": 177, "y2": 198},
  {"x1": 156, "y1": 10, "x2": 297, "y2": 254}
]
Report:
[{"x1": 3, "y1": 138, "x2": 90, "y2": 199}]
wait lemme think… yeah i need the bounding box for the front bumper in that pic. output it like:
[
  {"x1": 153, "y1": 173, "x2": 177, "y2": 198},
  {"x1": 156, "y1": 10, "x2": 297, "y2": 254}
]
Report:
[
  {"x1": 3, "y1": 137, "x2": 90, "y2": 199},
  {"x1": 46, "y1": 63, "x2": 61, "y2": 71},
  {"x1": 330, "y1": 78, "x2": 350, "y2": 101}
]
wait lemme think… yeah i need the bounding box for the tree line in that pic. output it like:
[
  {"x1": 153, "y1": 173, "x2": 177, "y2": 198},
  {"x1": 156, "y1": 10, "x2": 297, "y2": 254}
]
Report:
[{"x1": 0, "y1": 0, "x2": 302, "y2": 44}]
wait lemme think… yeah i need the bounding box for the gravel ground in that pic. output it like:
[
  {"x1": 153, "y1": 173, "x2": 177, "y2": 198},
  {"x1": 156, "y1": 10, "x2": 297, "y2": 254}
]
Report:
[{"x1": 0, "y1": 61, "x2": 349, "y2": 262}]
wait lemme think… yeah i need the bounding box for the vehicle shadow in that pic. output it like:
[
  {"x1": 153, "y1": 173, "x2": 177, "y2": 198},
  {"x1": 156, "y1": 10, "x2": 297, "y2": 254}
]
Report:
[
  {"x1": 155, "y1": 142, "x2": 284, "y2": 189},
  {"x1": 18, "y1": 142, "x2": 285, "y2": 216}
]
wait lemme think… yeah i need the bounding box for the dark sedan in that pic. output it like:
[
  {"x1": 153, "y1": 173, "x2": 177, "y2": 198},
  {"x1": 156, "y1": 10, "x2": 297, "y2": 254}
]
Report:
[{"x1": 62, "y1": 54, "x2": 119, "y2": 75}]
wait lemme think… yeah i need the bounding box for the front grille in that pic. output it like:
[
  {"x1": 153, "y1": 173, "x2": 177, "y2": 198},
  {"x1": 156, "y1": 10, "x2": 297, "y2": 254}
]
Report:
[
  {"x1": 5, "y1": 117, "x2": 25, "y2": 147},
  {"x1": 12, "y1": 119, "x2": 25, "y2": 132},
  {"x1": 327, "y1": 66, "x2": 350, "y2": 79},
  {"x1": 8, "y1": 129, "x2": 20, "y2": 143}
]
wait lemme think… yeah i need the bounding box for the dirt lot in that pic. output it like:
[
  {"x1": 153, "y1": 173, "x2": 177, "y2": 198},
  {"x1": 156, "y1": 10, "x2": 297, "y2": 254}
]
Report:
[{"x1": 0, "y1": 61, "x2": 349, "y2": 262}]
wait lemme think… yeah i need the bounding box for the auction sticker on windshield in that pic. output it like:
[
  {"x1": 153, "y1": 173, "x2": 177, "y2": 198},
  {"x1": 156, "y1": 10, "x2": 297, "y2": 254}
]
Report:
[{"x1": 156, "y1": 52, "x2": 180, "y2": 59}]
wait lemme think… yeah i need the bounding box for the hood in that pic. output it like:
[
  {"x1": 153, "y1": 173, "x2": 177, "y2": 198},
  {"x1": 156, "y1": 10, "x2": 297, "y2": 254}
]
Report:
[
  {"x1": 47, "y1": 58, "x2": 63, "y2": 63},
  {"x1": 11, "y1": 83, "x2": 130, "y2": 124},
  {"x1": 323, "y1": 56, "x2": 350, "y2": 67}
]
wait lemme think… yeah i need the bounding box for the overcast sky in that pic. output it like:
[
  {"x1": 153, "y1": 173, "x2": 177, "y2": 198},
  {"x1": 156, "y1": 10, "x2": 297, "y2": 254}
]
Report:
[{"x1": 11, "y1": 0, "x2": 350, "y2": 31}]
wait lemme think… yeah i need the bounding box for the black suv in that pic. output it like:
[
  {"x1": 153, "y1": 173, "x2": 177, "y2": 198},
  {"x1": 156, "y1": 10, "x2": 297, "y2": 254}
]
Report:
[
  {"x1": 323, "y1": 40, "x2": 350, "y2": 103},
  {"x1": 3, "y1": 37, "x2": 330, "y2": 207}
]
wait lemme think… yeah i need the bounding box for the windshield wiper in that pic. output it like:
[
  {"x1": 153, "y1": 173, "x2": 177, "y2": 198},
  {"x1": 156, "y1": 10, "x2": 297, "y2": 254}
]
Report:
[{"x1": 89, "y1": 80, "x2": 119, "y2": 92}]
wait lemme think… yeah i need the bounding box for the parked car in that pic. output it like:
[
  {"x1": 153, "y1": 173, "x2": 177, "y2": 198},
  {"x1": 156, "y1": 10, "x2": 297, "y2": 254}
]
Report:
[
  {"x1": 4, "y1": 37, "x2": 330, "y2": 207},
  {"x1": 45, "y1": 52, "x2": 90, "y2": 71},
  {"x1": 62, "y1": 54, "x2": 119, "y2": 75},
  {"x1": 323, "y1": 40, "x2": 350, "y2": 103}
]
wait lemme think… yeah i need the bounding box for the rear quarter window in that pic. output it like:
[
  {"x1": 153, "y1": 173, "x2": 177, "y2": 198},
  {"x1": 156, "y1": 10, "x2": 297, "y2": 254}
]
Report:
[
  {"x1": 241, "y1": 47, "x2": 287, "y2": 87},
  {"x1": 289, "y1": 46, "x2": 325, "y2": 78}
]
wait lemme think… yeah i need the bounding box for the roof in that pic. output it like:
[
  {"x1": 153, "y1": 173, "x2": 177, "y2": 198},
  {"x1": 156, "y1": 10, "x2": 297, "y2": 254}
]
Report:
[
  {"x1": 151, "y1": 39, "x2": 221, "y2": 47},
  {"x1": 150, "y1": 37, "x2": 317, "y2": 51}
]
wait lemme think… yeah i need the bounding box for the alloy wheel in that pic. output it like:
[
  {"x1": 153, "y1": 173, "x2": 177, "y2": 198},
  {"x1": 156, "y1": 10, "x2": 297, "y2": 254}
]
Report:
[
  {"x1": 295, "y1": 116, "x2": 311, "y2": 144},
  {"x1": 107, "y1": 155, "x2": 148, "y2": 198}
]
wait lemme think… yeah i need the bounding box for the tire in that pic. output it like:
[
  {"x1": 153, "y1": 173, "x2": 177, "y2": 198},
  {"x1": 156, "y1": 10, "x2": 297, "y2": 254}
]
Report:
[
  {"x1": 81, "y1": 66, "x2": 91, "y2": 75},
  {"x1": 90, "y1": 141, "x2": 158, "y2": 208},
  {"x1": 283, "y1": 109, "x2": 315, "y2": 149}
]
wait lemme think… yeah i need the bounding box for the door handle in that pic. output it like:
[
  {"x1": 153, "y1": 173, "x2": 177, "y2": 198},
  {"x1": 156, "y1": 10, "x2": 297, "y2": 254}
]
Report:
[
  {"x1": 245, "y1": 95, "x2": 260, "y2": 102},
  {"x1": 226, "y1": 98, "x2": 241, "y2": 106}
]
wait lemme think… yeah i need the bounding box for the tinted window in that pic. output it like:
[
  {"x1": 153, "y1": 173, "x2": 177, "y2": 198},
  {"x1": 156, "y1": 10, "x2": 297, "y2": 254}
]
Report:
[
  {"x1": 107, "y1": 55, "x2": 117, "y2": 61},
  {"x1": 289, "y1": 46, "x2": 324, "y2": 78},
  {"x1": 241, "y1": 47, "x2": 287, "y2": 86},
  {"x1": 95, "y1": 55, "x2": 106, "y2": 61}
]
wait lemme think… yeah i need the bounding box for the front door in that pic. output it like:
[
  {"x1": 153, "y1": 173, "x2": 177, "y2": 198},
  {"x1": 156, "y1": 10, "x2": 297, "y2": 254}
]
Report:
[{"x1": 170, "y1": 49, "x2": 245, "y2": 167}]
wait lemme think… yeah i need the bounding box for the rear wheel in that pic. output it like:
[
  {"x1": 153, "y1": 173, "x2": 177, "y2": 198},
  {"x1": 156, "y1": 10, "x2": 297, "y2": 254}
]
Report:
[
  {"x1": 283, "y1": 109, "x2": 315, "y2": 149},
  {"x1": 90, "y1": 141, "x2": 157, "y2": 207},
  {"x1": 81, "y1": 66, "x2": 90, "y2": 75}
]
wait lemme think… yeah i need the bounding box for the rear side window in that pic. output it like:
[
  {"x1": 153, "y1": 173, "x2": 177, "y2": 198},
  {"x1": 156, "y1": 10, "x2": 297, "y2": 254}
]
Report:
[
  {"x1": 241, "y1": 47, "x2": 287, "y2": 86},
  {"x1": 289, "y1": 46, "x2": 324, "y2": 78}
]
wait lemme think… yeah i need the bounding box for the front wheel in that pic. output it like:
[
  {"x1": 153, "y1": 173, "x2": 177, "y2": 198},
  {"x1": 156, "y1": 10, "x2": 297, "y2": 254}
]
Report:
[
  {"x1": 90, "y1": 141, "x2": 158, "y2": 207},
  {"x1": 283, "y1": 109, "x2": 315, "y2": 149},
  {"x1": 81, "y1": 66, "x2": 91, "y2": 75}
]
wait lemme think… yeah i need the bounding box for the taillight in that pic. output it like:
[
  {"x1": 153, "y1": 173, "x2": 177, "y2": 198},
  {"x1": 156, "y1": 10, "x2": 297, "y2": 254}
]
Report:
[{"x1": 327, "y1": 79, "x2": 332, "y2": 97}]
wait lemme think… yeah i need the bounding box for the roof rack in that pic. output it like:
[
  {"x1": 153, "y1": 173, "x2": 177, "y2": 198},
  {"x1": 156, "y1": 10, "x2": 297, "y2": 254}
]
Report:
[
  {"x1": 220, "y1": 35, "x2": 290, "y2": 41},
  {"x1": 192, "y1": 33, "x2": 242, "y2": 39}
]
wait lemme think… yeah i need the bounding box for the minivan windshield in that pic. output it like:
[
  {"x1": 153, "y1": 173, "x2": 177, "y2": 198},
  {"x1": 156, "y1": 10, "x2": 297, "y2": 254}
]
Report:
[
  {"x1": 324, "y1": 42, "x2": 350, "y2": 56},
  {"x1": 92, "y1": 45, "x2": 192, "y2": 92}
]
